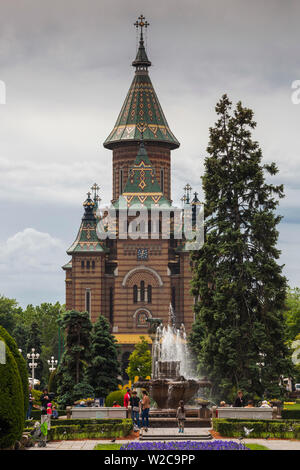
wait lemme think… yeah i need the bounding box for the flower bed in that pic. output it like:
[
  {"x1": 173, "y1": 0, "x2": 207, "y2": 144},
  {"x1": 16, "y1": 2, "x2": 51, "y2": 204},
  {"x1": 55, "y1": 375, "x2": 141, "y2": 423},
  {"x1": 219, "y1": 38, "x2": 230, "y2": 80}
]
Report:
[{"x1": 120, "y1": 441, "x2": 249, "y2": 451}]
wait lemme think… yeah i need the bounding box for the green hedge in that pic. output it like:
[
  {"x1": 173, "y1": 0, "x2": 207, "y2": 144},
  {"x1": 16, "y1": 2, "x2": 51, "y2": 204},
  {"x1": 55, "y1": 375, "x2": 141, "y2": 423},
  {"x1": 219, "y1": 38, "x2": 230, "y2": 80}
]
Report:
[
  {"x1": 26, "y1": 419, "x2": 132, "y2": 440},
  {"x1": 213, "y1": 418, "x2": 300, "y2": 439},
  {"x1": 0, "y1": 338, "x2": 24, "y2": 449},
  {"x1": 282, "y1": 409, "x2": 300, "y2": 420},
  {"x1": 0, "y1": 326, "x2": 28, "y2": 416},
  {"x1": 105, "y1": 390, "x2": 126, "y2": 407}
]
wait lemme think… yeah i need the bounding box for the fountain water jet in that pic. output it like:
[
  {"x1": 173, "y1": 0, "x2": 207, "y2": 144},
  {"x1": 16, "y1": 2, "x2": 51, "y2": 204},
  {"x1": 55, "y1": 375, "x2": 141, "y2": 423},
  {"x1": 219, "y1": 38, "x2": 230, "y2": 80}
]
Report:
[{"x1": 135, "y1": 305, "x2": 211, "y2": 410}]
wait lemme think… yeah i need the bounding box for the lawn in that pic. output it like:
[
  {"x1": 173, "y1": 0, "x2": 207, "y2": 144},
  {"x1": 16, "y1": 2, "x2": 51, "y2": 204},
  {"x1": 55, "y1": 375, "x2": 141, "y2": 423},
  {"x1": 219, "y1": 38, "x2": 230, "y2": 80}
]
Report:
[
  {"x1": 245, "y1": 444, "x2": 269, "y2": 450},
  {"x1": 94, "y1": 443, "x2": 122, "y2": 450}
]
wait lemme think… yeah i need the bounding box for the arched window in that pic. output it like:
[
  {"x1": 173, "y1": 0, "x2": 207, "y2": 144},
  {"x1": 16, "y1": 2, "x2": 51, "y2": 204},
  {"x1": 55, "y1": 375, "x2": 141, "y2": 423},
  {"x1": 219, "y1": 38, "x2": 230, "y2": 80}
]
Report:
[
  {"x1": 147, "y1": 285, "x2": 152, "y2": 304},
  {"x1": 140, "y1": 281, "x2": 145, "y2": 302},
  {"x1": 133, "y1": 285, "x2": 138, "y2": 303},
  {"x1": 81, "y1": 260, "x2": 84, "y2": 270},
  {"x1": 86, "y1": 260, "x2": 90, "y2": 270},
  {"x1": 92, "y1": 260, "x2": 95, "y2": 270}
]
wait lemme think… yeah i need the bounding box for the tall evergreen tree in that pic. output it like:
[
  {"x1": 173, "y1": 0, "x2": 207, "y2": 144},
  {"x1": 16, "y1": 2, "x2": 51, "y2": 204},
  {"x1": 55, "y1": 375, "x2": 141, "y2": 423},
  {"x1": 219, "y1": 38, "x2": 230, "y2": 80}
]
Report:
[
  {"x1": 189, "y1": 95, "x2": 293, "y2": 401},
  {"x1": 85, "y1": 315, "x2": 121, "y2": 398},
  {"x1": 56, "y1": 310, "x2": 92, "y2": 407}
]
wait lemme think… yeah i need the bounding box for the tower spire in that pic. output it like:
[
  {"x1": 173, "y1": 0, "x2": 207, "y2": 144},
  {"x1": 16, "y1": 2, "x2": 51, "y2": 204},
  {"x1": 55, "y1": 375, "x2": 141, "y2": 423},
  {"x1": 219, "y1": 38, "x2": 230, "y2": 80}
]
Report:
[{"x1": 132, "y1": 14, "x2": 151, "y2": 69}]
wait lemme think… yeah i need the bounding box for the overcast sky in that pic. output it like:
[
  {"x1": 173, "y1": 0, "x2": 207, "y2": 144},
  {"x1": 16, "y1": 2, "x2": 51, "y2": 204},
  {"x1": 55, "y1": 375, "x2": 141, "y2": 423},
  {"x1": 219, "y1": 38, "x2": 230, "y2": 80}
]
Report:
[{"x1": 0, "y1": 0, "x2": 300, "y2": 307}]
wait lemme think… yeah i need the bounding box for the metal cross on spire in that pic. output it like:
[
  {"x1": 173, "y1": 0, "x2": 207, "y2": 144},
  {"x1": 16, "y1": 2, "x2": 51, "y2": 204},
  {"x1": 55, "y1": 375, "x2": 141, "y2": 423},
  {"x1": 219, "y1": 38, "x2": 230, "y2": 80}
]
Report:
[
  {"x1": 91, "y1": 183, "x2": 100, "y2": 199},
  {"x1": 134, "y1": 14, "x2": 150, "y2": 38}
]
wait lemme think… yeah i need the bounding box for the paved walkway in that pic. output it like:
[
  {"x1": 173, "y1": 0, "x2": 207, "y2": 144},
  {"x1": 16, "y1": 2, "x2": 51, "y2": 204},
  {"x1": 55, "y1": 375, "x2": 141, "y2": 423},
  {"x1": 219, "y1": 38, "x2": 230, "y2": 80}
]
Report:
[{"x1": 25, "y1": 429, "x2": 300, "y2": 451}]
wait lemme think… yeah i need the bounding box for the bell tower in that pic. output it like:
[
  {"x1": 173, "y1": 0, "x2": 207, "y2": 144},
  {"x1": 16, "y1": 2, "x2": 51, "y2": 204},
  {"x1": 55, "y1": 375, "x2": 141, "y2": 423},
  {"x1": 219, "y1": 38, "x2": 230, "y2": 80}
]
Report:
[{"x1": 103, "y1": 15, "x2": 180, "y2": 203}]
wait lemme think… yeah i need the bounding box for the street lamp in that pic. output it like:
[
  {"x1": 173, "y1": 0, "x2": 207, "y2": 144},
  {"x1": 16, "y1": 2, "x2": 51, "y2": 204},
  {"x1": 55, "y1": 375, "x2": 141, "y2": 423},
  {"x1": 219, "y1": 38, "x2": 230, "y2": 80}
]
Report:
[
  {"x1": 48, "y1": 356, "x2": 58, "y2": 373},
  {"x1": 27, "y1": 348, "x2": 40, "y2": 389}
]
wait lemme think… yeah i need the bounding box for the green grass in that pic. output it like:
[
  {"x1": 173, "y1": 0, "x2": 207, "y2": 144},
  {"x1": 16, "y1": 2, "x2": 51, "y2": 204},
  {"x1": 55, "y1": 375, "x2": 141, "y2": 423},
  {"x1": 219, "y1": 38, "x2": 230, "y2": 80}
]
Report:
[
  {"x1": 94, "y1": 443, "x2": 122, "y2": 450},
  {"x1": 285, "y1": 404, "x2": 300, "y2": 410},
  {"x1": 245, "y1": 444, "x2": 269, "y2": 451}
]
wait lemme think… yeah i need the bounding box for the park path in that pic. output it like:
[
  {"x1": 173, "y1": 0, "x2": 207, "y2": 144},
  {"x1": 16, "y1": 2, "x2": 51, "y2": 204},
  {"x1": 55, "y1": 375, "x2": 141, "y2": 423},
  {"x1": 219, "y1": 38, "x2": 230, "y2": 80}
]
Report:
[{"x1": 25, "y1": 431, "x2": 300, "y2": 451}]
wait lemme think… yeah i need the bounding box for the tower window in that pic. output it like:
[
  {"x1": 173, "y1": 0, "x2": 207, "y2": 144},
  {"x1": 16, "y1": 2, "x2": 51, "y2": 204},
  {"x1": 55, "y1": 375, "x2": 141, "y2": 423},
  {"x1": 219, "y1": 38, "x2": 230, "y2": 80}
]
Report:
[
  {"x1": 85, "y1": 289, "x2": 91, "y2": 317},
  {"x1": 92, "y1": 260, "x2": 95, "y2": 270},
  {"x1": 86, "y1": 260, "x2": 90, "y2": 270},
  {"x1": 109, "y1": 287, "x2": 114, "y2": 324},
  {"x1": 120, "y1": 168, "x2": 124, "y2": 194},
  {"x1": 140, "y1": 281, "x2": 145, "y2": 302},
  {"x1": 133, "y1": 285, "x2": 138, "y2": 303},
  {"x1": 81, "y1": 260, "x2": 84, "y2": 270},
  {"x1": 171, "y1": 286, "x2": 176, "y2": 311},
  {"x1": 147, "y1": 285, "x2": 152, "y2": 303},
  {"x1": 160, "y1": 168, "x2": 164, "y2": 193}
]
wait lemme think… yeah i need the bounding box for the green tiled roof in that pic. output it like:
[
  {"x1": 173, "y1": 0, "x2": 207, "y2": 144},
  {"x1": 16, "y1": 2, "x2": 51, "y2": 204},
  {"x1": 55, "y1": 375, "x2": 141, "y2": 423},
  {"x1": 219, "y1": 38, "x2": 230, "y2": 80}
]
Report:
[
  {"x1": 114, "y1": 142, "x2": 170, "y2": 208},
  {"x1": 67, "y1": 194, "x2": 109, "y2": 255},
  {"x1": 103, "y1": 36, "x2": 180, "y2": 150}
]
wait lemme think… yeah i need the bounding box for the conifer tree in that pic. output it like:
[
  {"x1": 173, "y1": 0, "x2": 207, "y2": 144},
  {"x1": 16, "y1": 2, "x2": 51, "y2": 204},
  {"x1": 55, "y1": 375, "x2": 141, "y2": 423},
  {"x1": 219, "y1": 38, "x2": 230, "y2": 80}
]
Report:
[
  {"x1": 56, "y1": 310, "x2": 92, "y2": 407},
  {"x1": 189, "y1": 95, "x2": 293, "y2": 401},
  {"x1": 85, "y1": 315, "x2": 121, "y2": 398}
]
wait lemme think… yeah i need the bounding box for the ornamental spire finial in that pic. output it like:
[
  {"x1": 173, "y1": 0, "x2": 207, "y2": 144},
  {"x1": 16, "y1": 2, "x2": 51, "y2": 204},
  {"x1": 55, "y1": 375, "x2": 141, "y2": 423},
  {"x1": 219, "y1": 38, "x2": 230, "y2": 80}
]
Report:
[
  {"x1": 132, "y1": 15, "x2": 151, "y2": 69},
  {"x1": 134, "y1": 14, "x2": 150, "y2": 40}
]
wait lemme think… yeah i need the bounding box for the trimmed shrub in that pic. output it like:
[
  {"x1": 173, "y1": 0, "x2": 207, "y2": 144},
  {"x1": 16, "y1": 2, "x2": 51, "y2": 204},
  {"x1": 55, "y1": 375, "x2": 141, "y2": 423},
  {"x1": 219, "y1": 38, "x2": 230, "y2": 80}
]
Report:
[
  {"x1": 0, "y1": 325, "x2": 28, "y2": 416},
  {"x1": 0, "y1": 338, "x2": 24, "y2": 448},
  {"x1": 105, "y1": 389, "x2": 126, "y2": 407},
  {"x1": 282, "y1": 409, "x2": 300, "y2": 420},
  {"x1": 25, "y1": 419, "x2": 132, "y2": 440},
  {"x1": 213, "y1": 418, "x2": 300, "y2": 439}
]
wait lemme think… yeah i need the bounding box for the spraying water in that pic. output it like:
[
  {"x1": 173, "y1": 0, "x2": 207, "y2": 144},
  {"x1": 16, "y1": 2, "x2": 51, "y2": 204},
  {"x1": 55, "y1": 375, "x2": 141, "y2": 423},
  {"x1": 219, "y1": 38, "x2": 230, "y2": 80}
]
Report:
[{"x1": 152, "y1": 305, "x2": 195, "y2": 380}]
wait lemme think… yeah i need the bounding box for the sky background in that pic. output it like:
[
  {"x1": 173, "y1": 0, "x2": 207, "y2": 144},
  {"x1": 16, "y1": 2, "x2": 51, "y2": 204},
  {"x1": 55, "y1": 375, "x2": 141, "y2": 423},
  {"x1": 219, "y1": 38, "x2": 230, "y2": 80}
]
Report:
[{"x1": 0, "y1": 0, "x2": 300, "y2": 307}]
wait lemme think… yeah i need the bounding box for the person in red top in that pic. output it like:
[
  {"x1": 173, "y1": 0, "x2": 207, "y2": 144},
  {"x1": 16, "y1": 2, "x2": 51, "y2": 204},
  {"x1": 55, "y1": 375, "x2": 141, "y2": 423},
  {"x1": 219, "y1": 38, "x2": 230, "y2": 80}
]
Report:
[
  {"x1": 124, "y1": 388, "x2": 131, "y2": 408},
  {"x1": 113, "y1": 401, "x2": 121, "y2": 407}
]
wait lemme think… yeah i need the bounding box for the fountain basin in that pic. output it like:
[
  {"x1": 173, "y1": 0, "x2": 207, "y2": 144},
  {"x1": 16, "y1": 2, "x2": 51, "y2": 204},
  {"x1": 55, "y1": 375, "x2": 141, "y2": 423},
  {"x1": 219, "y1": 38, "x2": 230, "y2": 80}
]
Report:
[{"x1": 135, "y1": 377, "x2": 211, "y2": 409}]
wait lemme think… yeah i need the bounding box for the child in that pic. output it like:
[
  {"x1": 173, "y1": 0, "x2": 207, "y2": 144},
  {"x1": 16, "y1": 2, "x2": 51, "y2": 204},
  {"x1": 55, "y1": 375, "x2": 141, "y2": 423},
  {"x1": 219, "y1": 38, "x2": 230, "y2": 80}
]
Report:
[
  {"x1": 52, "y1": 406, "x2": 59, "y2": 419},
  {"x1": 47, "y1": 402, "x2": 52, "y2": 416},
  {"x1": 176, "y1": 400, "x2": 186, "y2": 433}
]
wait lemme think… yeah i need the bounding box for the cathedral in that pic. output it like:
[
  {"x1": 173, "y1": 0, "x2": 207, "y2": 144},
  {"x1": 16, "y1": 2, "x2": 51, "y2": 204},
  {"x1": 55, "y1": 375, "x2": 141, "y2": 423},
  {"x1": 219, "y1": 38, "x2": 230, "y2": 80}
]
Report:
[{"x1": 62, "y1": 16, "x2": 200, "y2": 374}]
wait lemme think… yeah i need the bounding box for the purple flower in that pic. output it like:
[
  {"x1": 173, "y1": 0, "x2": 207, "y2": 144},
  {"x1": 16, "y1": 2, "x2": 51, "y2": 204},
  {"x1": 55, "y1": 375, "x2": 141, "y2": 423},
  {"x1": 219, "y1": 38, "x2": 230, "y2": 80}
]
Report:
[{"x1": 120, "y1": 440, "x2": 249, "y2": 451}]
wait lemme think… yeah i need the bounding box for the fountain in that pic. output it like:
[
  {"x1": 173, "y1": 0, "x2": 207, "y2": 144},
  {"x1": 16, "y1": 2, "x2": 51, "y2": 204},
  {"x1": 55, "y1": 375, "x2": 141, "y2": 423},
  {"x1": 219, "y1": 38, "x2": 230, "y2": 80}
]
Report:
[{"x1": 134, "y1": 306, "x2": 211, "y2": 427}]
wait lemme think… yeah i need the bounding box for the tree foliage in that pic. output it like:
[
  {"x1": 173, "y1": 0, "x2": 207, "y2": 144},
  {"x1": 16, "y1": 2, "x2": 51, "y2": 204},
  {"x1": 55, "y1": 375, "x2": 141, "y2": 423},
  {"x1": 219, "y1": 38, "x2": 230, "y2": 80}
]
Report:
[
  {"x1": 0, "y1": 333, "x2": 24, "y2": 449},
  {"x1": 55, "y1": 310, "x2": 92, "y2": 408},
  {"x1": 189, "y1": 95, "x2": 293, "y2": 401},
  {"x1": 126, "y1": 336, "x2": 151, "y2": 381},
  {"x1": 85, "y1": 315, "x2": 121, "y2": 398}
]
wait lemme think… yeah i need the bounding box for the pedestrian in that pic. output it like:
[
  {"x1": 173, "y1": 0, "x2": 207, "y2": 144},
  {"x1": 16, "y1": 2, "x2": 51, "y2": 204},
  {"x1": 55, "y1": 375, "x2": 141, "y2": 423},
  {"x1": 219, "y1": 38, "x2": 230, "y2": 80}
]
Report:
[
  {"x1": 141, "y1": 390, "x2": 150, "y2": 432},
  {"x1": 113, "y1": 401, "x2": 121, "y2": 407},
  {"x1": 47, "y1": 402, "x2": 52, "y2": 416},
  {"x1": 176, "y1": 400, "x2": 186, "y2": 433},
  {"x1": 40, "y1": 388, "x2": 51, "y2": 442},
  {"x1": 233, "y1": 390, "x2": 246, "y2": 407},
  {"x1": 26, "y1": 384, "x2": 35, "y2": 420},
  {"x1": 260, "y1": 400, "x2": 271, "y2": 408},
  {"x1": 124, "y1": 387, "x2": 132, "y2": 418},
  {"x1": 245, "y1": 399, "x2": 254, "y2": 408},
  {"x1": 219, "y1": 401, "x2": 226, "y2": 407},
  {"x1": 130, "y1": 391, "x2": 141, "y2": 431},
  {"x1": 41, "y1": 388, "x2": 50, "y2": 415},
  {"x1": 52, "y1": 406, "x2": 59, "y2": 419}
]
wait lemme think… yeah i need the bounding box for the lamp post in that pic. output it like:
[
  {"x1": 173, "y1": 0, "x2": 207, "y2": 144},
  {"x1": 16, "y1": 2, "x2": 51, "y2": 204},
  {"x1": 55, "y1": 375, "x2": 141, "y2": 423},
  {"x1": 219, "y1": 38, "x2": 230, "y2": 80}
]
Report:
[
  {"x1": 48, "y1": 356, "x2": 58, "y2": 373},
  {"x1": 27, "y1": 348, "x2": 40, "y2": 389}
]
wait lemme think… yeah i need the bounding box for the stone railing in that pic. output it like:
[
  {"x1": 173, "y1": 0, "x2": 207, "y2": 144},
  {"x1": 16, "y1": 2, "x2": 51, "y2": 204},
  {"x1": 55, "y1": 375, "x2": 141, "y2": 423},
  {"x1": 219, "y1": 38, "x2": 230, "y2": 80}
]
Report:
[
  {"x1": 71, "y1": 406, "x2": 128, "y2": 420},
  {"x1": 215, "y1": 407, "x2": 274, "y2": 420}
]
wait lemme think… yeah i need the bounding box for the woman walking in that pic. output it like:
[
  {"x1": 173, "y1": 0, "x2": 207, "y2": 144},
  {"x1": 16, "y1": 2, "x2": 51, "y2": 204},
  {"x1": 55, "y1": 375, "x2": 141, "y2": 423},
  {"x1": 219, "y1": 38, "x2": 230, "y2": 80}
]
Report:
[
  {"x1": 176, "y1": 400, "x2": 186, "y2": 433},
  {"x1": 141, "y1": 390, "x2": 150, "y2": 432}
]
